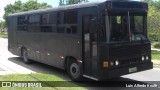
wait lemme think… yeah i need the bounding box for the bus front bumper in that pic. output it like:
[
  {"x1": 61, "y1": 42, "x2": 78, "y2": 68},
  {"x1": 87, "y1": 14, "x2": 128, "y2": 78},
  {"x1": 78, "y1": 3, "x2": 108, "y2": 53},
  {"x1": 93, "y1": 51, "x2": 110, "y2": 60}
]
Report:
[{"x1": 100, "y1": 62, "x2": 153, "y2": 80}]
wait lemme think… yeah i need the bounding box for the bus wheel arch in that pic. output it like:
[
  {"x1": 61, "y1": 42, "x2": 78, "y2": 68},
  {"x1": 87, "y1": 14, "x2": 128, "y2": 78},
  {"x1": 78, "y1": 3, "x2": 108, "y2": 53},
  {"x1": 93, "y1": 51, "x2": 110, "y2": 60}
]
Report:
[{"x1": 65, "y1": 56, "x2": 83, "y2": 81}]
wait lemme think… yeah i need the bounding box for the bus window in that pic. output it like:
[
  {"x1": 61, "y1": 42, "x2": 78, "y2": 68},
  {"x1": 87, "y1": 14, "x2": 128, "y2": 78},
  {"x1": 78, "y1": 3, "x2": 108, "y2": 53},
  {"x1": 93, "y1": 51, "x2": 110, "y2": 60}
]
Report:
[
  {"x1": 109, "y1": 14, "x2": 128, "y2": 42},
  {"x1": 64, "y1": 10, "x2": 77, "y2": 24},
  {"x1": 17, "y1": 16, "x2": 28, "y2": 31},
  {"x1": 18, "y1": 16, "x2": 28, "y2": 25},
  {"x1": 41, "y1": 26, "x2": 52, "y2": 32},
  {"x1": 29, "y1": 14, "x2": 40, "y2": 25},
  {"x1": 57, "y1": 12, "x2": 61, "y2": 24},
  {"x1": 109, "y1": 12, "x2": 147, "y2": 42},
  {"x1": 99, "y1": 13, "x2": 106, "y2": 42},
  {"x1": 130, "y1": 14, "x2": 147, "y2": 41},
  {"x1": 42, "y1": 13, "x2": 50, "y2": 24}
]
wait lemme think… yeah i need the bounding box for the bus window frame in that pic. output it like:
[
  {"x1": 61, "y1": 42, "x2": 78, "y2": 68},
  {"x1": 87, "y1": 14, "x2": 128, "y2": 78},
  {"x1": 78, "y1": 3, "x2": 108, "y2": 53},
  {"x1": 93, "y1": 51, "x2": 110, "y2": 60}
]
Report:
[
  {"x1": 106, "y1": 10, "x2": 148, "y2": 43},
  {"x1": 105, "y1": 10, "x2": 110, "y2": 43},
  {"x1": 108, "y1": 11, "x2": 129, "y2": 43}
]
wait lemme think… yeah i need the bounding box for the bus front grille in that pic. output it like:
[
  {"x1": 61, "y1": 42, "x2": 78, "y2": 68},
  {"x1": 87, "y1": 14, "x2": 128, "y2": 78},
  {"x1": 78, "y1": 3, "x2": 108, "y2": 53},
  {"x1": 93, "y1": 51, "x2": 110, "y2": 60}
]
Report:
[
  {"x1": 109, "y1": 43, "x2": 150, "y2": 67},
  {"x1": 119, "y1": 57, "x2": 142, "y2": 65},
  {"x1": 109, "y1": 44, "x2": 150, "y2": 58}
]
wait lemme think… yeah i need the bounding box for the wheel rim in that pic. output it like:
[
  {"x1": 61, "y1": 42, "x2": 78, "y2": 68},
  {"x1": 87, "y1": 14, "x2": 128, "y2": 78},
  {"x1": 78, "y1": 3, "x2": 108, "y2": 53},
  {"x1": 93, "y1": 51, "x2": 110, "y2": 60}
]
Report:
[
  {"x1": 70, "y1": 63, "x2": 80, "y2": 78},
  {"x1": 23, "y1": 50, "x2": 28, "y2": 62}
]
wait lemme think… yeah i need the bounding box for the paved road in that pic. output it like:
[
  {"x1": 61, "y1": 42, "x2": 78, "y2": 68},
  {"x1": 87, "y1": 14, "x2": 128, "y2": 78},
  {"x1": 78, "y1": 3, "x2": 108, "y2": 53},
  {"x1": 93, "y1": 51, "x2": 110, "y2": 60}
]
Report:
[{"x1": 0, "y1": 38, "x2": 160, "y2": 90}]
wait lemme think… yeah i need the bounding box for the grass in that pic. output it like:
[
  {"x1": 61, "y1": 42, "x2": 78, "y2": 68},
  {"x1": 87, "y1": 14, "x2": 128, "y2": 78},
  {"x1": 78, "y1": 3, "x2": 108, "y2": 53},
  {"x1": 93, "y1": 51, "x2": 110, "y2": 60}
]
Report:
[
  {"x1": 151, "y1": 50, "x2": 160, "y2": 68},
  {"x1": 0, "y1": 73, "x2": 86, "y2": 90},
  {"x1": 0, "y1": 33, "x2": 8, "y2": 38},
  {"x1": 151, "y1": 50, "x2": 160, "y2": 60}
]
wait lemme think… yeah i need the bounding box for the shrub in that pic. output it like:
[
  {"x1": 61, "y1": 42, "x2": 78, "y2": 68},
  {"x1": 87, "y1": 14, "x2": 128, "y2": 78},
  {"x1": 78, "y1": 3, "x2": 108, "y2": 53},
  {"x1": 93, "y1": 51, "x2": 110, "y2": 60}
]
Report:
[{"x1": 152, "y1": 42, "x2": 160, "y2": 49}]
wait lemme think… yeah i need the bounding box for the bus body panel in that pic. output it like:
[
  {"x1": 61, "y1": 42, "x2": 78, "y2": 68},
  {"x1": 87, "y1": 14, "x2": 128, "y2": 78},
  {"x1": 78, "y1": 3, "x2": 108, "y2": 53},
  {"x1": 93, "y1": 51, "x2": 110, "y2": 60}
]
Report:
[
  {"x1": 16, "y1": 31, "x2": 82, "y2": 69},
  {"x1": 8, "y1": 16, "x2": 21, "y2": 56}
]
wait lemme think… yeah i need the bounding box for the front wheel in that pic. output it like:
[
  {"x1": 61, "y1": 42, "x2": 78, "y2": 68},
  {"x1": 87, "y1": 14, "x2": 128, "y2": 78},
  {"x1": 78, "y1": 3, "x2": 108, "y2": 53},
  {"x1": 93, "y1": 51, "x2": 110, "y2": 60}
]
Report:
[
  {"x1": 67, "y1": 59, "x2": 83, "y2": 81},
  {"x1": 22, "y1": 48, "x2": 31, "y2": 64}
]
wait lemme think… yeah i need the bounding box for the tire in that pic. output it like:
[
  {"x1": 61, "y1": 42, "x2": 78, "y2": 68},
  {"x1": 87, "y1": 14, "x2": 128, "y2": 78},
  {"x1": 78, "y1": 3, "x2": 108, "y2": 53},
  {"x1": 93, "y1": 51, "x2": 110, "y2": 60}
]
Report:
[
  {"x1": 67, "y1": 59, "x2": 83, "y2": 81},
  {"x1": 22, "y1": 48, "x2": 31, "y2": 64}
]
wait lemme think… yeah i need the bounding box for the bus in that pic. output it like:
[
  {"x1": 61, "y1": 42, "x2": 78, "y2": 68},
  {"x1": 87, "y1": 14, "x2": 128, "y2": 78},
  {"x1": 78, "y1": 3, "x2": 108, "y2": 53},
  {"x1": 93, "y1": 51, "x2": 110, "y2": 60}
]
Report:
[{"x1": 7, "y1": 0, "x2": 153, "y2": 81}]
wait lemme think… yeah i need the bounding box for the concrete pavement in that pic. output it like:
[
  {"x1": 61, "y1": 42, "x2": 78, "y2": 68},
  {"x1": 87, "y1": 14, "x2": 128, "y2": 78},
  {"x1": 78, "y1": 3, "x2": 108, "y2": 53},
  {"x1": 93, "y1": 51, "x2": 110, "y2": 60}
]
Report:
[
  {"x1": 152, "y1": 48, "x2": 160, "y2": 51},
  {"x1": 0, "y1": 38, "x2": 35, "y2": 75}
]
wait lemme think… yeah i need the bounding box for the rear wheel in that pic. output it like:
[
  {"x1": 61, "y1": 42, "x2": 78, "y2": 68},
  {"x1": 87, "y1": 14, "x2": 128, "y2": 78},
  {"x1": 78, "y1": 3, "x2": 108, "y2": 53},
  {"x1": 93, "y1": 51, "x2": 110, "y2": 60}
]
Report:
[
  {"x1": 67, "y1": 59, "x2": 82, "y2": 81},
  {"x1": 22, "y1": 48, "x2": 31, "y2": 64}
]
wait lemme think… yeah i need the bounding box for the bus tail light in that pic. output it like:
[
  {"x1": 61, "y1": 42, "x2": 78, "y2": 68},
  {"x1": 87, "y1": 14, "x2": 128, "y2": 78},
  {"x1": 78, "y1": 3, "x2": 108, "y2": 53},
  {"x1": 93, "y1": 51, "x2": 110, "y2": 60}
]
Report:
[{"x1": 103, "y1": 61, "x2": 109, "y2": 68}]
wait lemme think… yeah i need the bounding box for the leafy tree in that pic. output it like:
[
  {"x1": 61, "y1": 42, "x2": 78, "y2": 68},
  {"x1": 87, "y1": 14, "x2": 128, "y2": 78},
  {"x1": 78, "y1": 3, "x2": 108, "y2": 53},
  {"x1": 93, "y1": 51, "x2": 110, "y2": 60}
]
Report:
[
  {"x1": 3, "y1": 0, "x2": 52, "y2": 28},
  {"x1": 59, "y1": 0, "x2": 88, "y2": 6},
  {"x1": 0, "y1": 21, "x2": 6, "y2": 29},
  {"x1": 147, "y1": 1, "x2": 160, "y2": 41},
  {"x1": 59, "y1": 0, "x2": 65, "y2": 6},
  {"x1": 22, "y1": 0, "x2": 52, "y2": 11}
]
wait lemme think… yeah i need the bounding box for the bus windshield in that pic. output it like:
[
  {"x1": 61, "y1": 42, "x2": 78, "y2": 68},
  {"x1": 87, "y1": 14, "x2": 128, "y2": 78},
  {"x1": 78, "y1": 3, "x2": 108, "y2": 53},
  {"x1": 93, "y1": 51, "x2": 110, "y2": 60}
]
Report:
[{"x1": 108, "y1": 11, "x2": 147, "y2": 42}]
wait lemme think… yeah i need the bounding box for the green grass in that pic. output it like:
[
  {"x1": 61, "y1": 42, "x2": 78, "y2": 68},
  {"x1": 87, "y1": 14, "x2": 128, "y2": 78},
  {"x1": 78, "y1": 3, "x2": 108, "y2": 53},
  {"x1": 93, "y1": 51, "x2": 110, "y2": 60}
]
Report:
[
  {"x1": 151, "y1": 50, "x2": 160, "y2": 60},
  {"x1": 152, "y1": 42, "x2": 160, "y2": 49},
  {"x1": 0, "y1": 33, "x2": 8, "y2": 38},
  {"x1": 151, "y1": 50, "x2": 160, "y2": 68},
  {"x1": 0, "y1": 73, "x2": 86, "y2": 90}
]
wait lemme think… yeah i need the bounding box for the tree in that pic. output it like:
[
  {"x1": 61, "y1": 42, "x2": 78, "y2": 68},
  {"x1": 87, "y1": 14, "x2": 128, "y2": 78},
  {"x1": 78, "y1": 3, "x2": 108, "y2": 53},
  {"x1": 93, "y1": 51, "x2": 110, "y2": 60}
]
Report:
[
  {"x1": 3, "y1": 0, "x2": 52, "y2": 28},
  {"x1": 0, "y1": 21, "x2": 6, "y2": 29},
  {"x1": 59, "y1": 0, "x2": 88, "y2": 6},
  {"x1": 59, "y1": 0, "x2": 65, "y2": 6},
  {"x1": 22, "y1": 0, "x2": 52, "y2": 11}
]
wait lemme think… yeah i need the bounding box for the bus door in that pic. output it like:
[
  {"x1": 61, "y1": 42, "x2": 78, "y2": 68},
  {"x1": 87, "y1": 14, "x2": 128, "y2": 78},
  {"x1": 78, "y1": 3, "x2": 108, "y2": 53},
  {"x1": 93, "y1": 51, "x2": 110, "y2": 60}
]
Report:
[{"x1": 82, "y1": 15, "x2": 98, "y2": 76}]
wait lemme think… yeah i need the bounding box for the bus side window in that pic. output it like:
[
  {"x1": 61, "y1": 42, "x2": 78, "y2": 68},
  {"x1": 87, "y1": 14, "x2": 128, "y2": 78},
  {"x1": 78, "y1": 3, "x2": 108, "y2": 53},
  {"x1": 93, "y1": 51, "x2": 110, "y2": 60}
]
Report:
[
  {"x1": 64, "y1": 10, "x2": 77, "y2": 24},
  {"x1": 64, "y1": 10, "x2": 78, "y2": 34},
  {"x1": 28, "y1": 14, "x2": 41, "y2": 32},
  {"x1": 17, "y1": 16, "x2": 28, "y2": 31},
  {"x1": 57, "y1": 12, "x2": 61, "y2": 24},
  {"x1": 66, "y1": 26, "x2": 77, "y2": 34},
  {"x1": 41, "y1": 26, "x2": 52, "y2": 32},
  {"x1": 41, "y1": 13, "x2": 53, "y2": 32},
  {"x1": 29, "y1": 14, "x2": 40, "y2": 25},
  {"x1": 42, "y1": 13, "x2": 50, "y2": 24}
]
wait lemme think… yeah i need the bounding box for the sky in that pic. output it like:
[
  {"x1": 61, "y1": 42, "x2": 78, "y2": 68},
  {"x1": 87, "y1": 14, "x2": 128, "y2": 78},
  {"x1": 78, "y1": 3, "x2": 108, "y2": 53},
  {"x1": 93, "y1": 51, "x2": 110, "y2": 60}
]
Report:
[{"x1": 0, "y1": 0, "x2": 141, "y2": 20}]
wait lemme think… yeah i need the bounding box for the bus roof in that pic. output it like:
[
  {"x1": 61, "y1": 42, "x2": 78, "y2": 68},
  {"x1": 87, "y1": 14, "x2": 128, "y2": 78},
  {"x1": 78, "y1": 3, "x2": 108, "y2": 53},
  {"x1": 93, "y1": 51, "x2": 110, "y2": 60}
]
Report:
[
  {"x1": 8, "y1": 0, "x2": 144, "y2": 17},
  {"x1": 8, "y1": 1, "x2": 103, "y2": 17}
]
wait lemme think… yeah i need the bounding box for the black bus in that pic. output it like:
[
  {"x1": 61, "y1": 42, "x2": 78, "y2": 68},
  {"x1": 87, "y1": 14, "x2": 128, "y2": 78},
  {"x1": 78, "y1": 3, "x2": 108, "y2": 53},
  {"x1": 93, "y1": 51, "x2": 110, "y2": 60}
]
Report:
[{"x1": 7, "y1": 0, "x2": 153, "y2": 81}]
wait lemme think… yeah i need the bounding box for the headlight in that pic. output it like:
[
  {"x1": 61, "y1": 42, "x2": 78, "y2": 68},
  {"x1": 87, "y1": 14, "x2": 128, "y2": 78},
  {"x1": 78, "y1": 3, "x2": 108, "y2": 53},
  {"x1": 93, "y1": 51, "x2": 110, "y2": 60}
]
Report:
[
  {"x1": 115, "y1": 60, "x2": 119, "y2": 66},
  {"x1": 110, "y1": 61, "x2": 114, "y2": 66},
  {"x1": 146, "y1": 56, "x2": 149, "y2": 60},
  {"x1": 142, "y1": 56, "x2": 145, "y2": 61}
]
